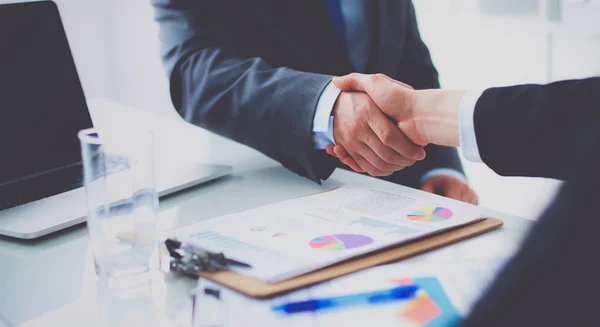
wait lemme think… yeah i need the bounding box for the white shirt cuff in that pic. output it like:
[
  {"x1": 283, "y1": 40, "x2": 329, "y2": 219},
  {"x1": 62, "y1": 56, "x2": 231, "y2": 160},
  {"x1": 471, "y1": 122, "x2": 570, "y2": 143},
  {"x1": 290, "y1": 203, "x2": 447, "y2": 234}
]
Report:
[
  {"x1": 313, "y1": 81, "x2": 341, "y2": 132},
  {"x1": 459, "y1": 89, "x2": 485, "y2": 162},
  {"x1": 312, "y1": 81, "x2": 341, "y2": 149},
  {"x1": 313, "y1": 117, "x2": 336, "y2": 149}
]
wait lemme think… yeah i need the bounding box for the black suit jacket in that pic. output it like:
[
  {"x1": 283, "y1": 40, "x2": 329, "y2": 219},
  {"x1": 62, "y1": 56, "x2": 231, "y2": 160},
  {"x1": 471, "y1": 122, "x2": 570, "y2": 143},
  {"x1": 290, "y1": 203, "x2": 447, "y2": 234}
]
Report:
[
  {"x1": 153, "y1": 0, "x2": 462, "y2": 187},
  {"x1": 461, "y1": 77, "x2": 600, "y2": 326}
]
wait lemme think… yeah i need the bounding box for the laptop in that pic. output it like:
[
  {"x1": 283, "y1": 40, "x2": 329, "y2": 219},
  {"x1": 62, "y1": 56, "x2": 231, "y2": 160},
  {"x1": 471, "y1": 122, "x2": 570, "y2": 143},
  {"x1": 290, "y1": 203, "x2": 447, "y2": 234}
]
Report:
[{"x1": 0, "y1": 1, "x2": 232, "y2": 239}]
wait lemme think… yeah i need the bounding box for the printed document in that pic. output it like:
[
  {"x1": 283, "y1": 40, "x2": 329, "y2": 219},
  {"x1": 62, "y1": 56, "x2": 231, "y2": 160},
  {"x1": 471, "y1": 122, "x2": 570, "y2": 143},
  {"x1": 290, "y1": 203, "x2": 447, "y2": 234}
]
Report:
[{"x1": 169, "y1": 184, "x2": 485, "y2": 282}]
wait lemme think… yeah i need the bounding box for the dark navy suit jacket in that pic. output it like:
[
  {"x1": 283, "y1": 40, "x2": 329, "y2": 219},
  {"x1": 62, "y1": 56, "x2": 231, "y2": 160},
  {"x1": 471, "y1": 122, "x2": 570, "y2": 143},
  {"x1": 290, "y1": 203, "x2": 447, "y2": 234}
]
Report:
[
  {"x1": 153, "y1": 0, "x2": 462, "y2": 188},
  {"x1": 461, "y1": 78, "x2": 600, "y2": 326}
]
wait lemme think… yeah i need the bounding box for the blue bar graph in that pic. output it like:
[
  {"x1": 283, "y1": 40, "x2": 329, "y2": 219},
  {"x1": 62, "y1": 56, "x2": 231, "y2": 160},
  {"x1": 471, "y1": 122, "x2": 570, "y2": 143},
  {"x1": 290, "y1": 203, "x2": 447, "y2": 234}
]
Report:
[
  {"x1": 190, "y1": 231, "x2": 265, "y2": 252},
  {"x1": 350, "y1": 217, "x2": 399, "y2": 230},
  {"x1": 349, "y1": 217, "x2": 420, "y2": 237}
]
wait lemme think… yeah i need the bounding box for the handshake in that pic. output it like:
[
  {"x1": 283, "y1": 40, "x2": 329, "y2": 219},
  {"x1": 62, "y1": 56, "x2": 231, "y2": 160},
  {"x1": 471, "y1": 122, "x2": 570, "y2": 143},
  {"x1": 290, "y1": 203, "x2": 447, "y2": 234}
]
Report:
[{"x1": 328, "y1": 73, "x2": 464, "y2": 176}]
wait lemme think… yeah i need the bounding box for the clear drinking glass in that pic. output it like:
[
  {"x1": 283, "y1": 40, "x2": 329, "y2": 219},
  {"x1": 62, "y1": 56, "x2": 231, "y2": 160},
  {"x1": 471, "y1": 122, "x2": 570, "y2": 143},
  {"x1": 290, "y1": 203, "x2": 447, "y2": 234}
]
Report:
[{"x1": 79, "y1": 128, "x2": 159, "y2": 281}]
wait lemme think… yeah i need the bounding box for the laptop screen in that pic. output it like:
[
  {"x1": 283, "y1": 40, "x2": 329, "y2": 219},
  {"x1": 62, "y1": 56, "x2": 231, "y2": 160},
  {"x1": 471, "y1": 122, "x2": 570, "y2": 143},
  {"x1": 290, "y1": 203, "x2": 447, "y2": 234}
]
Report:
[{"x1": 0, "y1": 1, "x2": 93, "y2": 187}]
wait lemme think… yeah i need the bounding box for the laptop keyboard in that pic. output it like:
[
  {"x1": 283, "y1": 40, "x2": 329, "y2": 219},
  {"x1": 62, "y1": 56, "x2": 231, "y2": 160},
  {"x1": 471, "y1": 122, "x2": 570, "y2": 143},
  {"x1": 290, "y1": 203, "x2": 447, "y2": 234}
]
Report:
[
  {"x1": 0, "y1": 164, "x2": 83, "y2": 211},
  {"x1": 0, "y1": 155, "x2": 130, "y2": 211}
]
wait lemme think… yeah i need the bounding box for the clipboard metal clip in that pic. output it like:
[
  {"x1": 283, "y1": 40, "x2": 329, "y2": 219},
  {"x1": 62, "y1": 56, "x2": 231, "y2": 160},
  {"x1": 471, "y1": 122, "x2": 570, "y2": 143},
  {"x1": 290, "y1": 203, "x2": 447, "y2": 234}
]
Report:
[{"x1": 165, "y1": 238, "x2": 251, "y2": 276}]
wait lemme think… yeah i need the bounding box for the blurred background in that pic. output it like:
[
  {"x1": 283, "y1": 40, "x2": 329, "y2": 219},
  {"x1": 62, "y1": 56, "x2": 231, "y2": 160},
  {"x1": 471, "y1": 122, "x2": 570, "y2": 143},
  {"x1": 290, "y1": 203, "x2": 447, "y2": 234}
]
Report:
[{"x1": 20, "y1": 0, "x2": 600, "y2": 220}]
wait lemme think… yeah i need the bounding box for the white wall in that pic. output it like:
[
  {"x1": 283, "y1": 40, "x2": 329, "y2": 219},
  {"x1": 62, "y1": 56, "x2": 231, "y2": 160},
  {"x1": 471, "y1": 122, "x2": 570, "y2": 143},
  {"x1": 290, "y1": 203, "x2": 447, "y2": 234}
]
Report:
[
  {"x1": 40, "y1": 0, "x2": 115, "y2": 100},
  {"x1": 30, "y1": 0, "x2": 600, "y2": 220},
  {"x1": 31, "y1": 0, "x2": 175, "y2": 117},
  {"x1": 103, "y1": 0, "x2": 175, "y2": 117}
]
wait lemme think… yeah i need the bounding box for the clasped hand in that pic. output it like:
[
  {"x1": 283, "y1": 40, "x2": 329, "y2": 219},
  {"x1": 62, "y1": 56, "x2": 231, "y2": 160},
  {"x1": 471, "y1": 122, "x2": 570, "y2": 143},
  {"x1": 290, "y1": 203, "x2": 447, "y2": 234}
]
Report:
[
  {"x1": 328, "y1": 73, "x2": 478, "y2": 205},
  {"x1": 328, "y1": 73, "x2": 428, "y2": 175}
]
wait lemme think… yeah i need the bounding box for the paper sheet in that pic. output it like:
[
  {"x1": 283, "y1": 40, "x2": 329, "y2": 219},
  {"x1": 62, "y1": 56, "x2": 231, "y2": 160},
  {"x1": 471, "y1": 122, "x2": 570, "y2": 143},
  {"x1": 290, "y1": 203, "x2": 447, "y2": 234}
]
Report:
[
  {"x1": 170, "y1": 184, "x2": 486, "y2": 282},
  {"x1": 192, "y1": 257, "x2": 510, "y2": 327}
]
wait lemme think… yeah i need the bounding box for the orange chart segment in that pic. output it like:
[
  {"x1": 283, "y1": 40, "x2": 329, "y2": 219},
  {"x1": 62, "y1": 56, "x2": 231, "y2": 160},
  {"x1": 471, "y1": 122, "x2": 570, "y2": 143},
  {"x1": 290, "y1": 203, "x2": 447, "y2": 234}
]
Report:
[
  {"x1": 392, "y1": 277, "x2": 460, "y2": 327},
  {"x1": 397, "y1": 293, "x2": 442, "y2": 326}
]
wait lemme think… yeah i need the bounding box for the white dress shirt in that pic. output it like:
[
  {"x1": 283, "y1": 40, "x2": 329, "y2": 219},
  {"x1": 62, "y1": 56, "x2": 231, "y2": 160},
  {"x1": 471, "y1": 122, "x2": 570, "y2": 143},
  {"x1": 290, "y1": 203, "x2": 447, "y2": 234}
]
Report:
[{"x1": 458, "y1": 90, "x2": 485, "y2": 162}]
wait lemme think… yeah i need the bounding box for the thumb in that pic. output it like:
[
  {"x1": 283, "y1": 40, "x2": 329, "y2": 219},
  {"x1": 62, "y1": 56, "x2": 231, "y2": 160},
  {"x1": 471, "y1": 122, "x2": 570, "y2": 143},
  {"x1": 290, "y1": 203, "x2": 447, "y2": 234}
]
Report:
[
  {"x1": 391, "y1": 79, "x2": 414, "y2": 90},
  {"x1": 332, "y1": 73, "x2": 369, "y2": 92}
]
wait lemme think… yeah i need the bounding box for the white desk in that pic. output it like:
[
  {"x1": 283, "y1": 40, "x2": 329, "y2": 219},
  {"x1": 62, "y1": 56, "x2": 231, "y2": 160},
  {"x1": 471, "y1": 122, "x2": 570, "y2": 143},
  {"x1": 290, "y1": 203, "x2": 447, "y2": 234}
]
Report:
[{"x1": 0, "y1": 101, "x2": 533, "y2": 326}]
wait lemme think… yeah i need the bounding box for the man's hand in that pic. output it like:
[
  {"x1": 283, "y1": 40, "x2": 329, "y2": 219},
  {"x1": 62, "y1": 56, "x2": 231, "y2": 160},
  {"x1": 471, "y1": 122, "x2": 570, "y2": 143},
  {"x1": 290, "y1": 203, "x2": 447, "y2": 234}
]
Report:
[
  {"x1": 333, "y1": 74, "x2": 425, "y2": 145},
  {"x1": 326, "y1": 73, "x2": 477, "y2": 203},
  {"x1": 331, "y1": 91, "x2": 425, "y2": 176},
  {"x1": 333, "y1": 73, "x2": 465, "y2": 148},
  {"x1": 421, "y1": 175, "x2": 478, "y2": 205},
  {"x1": 326, "y1": 73, "x2": 424, "y2": 173}
]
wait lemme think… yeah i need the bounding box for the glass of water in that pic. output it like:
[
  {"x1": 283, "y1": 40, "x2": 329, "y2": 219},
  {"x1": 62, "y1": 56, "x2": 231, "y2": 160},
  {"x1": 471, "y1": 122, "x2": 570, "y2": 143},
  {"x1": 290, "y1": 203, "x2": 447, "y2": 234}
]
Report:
[{"x1": 79, "y1": 128, "x2": 159, "y2": 282}]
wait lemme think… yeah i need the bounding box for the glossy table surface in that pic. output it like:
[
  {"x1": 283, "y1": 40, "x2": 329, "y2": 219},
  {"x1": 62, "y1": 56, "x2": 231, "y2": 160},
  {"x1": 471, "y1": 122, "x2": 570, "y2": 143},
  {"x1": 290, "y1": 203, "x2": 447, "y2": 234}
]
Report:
[{"x1": 0, "y1": 100, "x2": 533, "y2": 327}]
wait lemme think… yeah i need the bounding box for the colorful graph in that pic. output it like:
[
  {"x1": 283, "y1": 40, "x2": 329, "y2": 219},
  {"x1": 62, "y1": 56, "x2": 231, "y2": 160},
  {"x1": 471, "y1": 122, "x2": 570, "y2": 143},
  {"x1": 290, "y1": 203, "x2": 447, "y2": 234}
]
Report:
[
  {"x1": 271, "y1": 232, "x2": 287, "y2": 238},
  {"x1": 309, "y1": 234, "x2": 373, "y2": 251},
  {"x1": 393, "y1": 277, "x2": 461, "y2": 327},
  {"x1": 250, "y1": 226, "x2": 266, "y2": 231},
  {"x1": 408, "y1": 207, "x2": 453, "y2": 223}
]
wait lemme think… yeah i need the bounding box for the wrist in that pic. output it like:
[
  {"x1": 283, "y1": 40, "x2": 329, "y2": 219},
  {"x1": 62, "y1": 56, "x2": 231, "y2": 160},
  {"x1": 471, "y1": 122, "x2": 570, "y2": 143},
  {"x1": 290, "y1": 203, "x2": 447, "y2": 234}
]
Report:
[{"x1": 413, "y1": 89, "x2": 465, "y2": 147}]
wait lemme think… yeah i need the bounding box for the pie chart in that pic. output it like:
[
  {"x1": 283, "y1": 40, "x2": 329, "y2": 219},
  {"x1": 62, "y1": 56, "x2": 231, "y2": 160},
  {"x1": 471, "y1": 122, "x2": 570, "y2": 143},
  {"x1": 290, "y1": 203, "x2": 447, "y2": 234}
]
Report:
[
  {"x1": 309, "y1": 234, "x2": 374, "y2": 251},
  {"x1": 408, "y1": 207, "x2": 453, "y2": 222}
]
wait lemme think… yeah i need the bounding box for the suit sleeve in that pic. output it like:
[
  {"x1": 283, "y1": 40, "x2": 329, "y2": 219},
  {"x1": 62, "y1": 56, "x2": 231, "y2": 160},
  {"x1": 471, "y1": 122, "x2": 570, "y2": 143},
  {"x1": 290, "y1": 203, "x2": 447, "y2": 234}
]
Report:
[
  {"x1": 474, "y1": 77, "x2": 600, "y2": 180},
  {"x1": 393, "y1": 1, "x2": 464, "y2": 183},
  {"x1": 152, "y1": 0, "x2": 337, "y2": 183},
  {"x1": 460, "y1": 79, "x2": 600, "y2": 327}
]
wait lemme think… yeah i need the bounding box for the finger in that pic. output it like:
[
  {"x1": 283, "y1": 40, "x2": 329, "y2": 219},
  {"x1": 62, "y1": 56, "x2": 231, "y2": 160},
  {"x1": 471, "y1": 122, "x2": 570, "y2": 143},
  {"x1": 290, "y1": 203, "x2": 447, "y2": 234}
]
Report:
[
  {"x1": 333, "y1": 145, "x2": 349, "y2": 159},
  {"x1": 458, "y1": 185, "x2": 479, "y2": 205},
  {"x1": 458, "y1": 187, "x2": 472, "y2": 203},
  {"x1": 332, "y1": 73, "x2": 370, "y2": 92},
  {"x1": 333, "y1": 73, "x2": 411, "y2": 92},
  {"x1": 356, "y1": 142, "x2": 405, "y2": 173},
  {"x1": 420, "y1": 180, "x2": 435, "y2": 193},
  {"x1": 334, "y1": 73, "x2": 415, "y2": 103},
  {"x1": 466, "y1": 190, "x2": 479, "y2": 205},
  {"x1": 446, "y1": 184, "x2": 467, "y2": 201},
  {"x1": 342, "y1": 156, "x2": 363, "y2": 173},
  {"x1": 326, "y1": 145, "x2": 360, "y2": 172},
  {"x1": 325, "y1": 144, "x2": 337, "y2": 157},
  {"x1": 380, "y1": 74, "x2": 414, "y2": 90},
  {"x1": 368, "y1": 107, "x2": 425, "y2": 161},
  {"x1": 333, "y1": 145, "x2": 364, "y2": 172},
  {"x1": 422, "y1": 178, "x2": 446, "y2": 195},
  {"x1": 352, "y1": 153, "x2": 392, "y2": 177},
  {"x1": 334, "y1": 74, "x2": 411, "y2": 114},
  {"x1": 362, "y1": 129, "x2": 420, "y2": 167}
]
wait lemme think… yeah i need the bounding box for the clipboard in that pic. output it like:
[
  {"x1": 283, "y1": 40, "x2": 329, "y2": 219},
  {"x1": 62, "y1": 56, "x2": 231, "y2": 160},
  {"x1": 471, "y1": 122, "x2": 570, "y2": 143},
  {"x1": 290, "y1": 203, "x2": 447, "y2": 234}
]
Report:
[{"x1": 176, "y1": 217, "x2": 503, "y2": 299}]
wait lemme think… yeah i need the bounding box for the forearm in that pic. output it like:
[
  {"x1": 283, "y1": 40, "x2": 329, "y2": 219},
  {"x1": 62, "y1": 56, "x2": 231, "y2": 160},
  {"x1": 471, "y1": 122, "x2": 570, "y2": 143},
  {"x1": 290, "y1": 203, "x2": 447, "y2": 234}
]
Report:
[
  {"x1": 175, "y1": 49, "x2": 334, "y2": 181},
  {"x1": 474, "y1": 79, "x2": 600, "y2": 179},
  {"x1": 414, "y1": 78, "x2": 600, "y2": 181},
  {"x1": 154, "y1": 0, "x2": 340, "y2": 182},
  {"x1": 412, "y1": 89, "x2": 466, "y2": 148}
]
